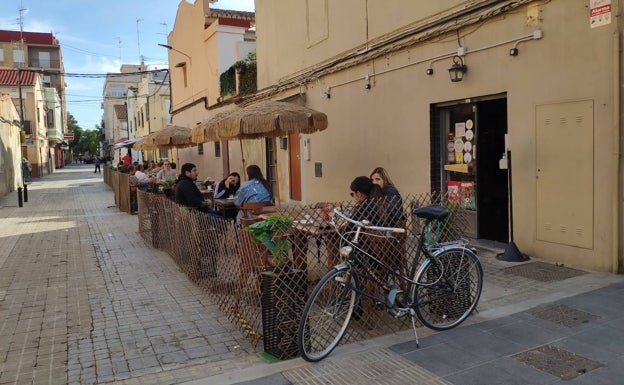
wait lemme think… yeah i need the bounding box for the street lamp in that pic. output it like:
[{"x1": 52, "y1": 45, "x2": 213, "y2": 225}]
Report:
[{"x1": 157, "y1": 43, "x2": 192, "y2": 64}]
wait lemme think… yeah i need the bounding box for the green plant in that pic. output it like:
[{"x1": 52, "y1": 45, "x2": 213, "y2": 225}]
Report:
[
  {"x1": 245, "y1": 215, "x2": 293, "y2": 268},
  {"x1": 159, "y1": 177, "x2": 176, "y2": 189}
]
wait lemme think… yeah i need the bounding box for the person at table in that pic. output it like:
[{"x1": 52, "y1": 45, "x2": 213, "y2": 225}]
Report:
[
  {"x1": 133, "y1": 164, "x2": 150, "y2": 185},
  {"x1": 214, "y1": 172, "x2": 241, "y2": 199},
  {"x1": 370, "y1": 166, "x2": 406, "y2": 227},
  {"x1": 175, "y1": 163, "x2": 217, "y2": 213},
  {"x1": 347, "y1": 176, "x2": 385, "y2": 231},
  {"x1": 234, "y1": 165, "x2": 272, "y2": 222},
  {"x1": 156, "y1": 161, "x2": 176, "y2": 181}
]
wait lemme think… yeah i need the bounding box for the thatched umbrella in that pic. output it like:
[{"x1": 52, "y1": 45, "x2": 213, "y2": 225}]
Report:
[
  {"x1": 191, "y1": 110, "x2": 235, "y2": 144},
  {"x1": 214, "y1": 100, "x2": 328, "y2": 203},
  {"x1": 132, "y1": 125, "x2": 194, "y2": 164},
  {"x1": 214, "y1": 100, "x2": 328, "y2": 140},
  {"x1": 152, "y1": 125, "x2": 193, "y2": 147}
]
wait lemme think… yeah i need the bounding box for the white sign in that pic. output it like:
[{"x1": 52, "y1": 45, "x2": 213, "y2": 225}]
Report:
[{"x1": 590, "y1": 0, "x2": 611, "y2": 28}]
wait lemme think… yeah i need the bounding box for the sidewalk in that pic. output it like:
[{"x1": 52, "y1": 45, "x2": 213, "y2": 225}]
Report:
[{"x1": 0, "y1": 165, "x2": 622, "y2": 385}]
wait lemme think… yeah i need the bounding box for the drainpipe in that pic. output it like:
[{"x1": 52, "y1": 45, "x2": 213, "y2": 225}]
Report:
[{"x1": 613, "y1": 30, "x2": 622, "y2": 273}]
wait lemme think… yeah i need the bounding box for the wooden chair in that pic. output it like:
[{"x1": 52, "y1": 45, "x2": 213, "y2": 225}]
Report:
[{"x1": 239, "y1": 201, "x2": 272, "y2": 226}]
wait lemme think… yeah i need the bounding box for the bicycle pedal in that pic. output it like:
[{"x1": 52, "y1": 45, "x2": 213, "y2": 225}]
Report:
[{"x1": 389, "y1": 307, "x2": 409, "y2": 318}]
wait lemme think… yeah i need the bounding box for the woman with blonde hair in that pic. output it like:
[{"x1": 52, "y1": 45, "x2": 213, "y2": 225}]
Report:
[{"x1": 369, "y1": 166, "x2": 405, "y2": 227}]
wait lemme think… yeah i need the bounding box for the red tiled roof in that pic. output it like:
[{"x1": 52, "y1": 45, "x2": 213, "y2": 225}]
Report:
[
  {"x1": 0, "y1": 68, "x2": 37, "y2": 86},
  {"x1": 0, "y1": 30, "x2": 58, "y2": 45}
]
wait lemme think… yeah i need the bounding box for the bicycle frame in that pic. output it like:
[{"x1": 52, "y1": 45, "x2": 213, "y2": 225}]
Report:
[{"x1": 330, "y1": 208, "x2": 468, "y2": 310}]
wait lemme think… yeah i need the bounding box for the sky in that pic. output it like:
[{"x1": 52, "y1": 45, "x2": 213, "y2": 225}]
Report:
[{"x1": 0, "y1": 0, "x2": 255, "y2": 130}]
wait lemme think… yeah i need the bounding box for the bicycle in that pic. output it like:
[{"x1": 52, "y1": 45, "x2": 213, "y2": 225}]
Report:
[{"x1": 297, "y1": 205, "x2": 483, "y2": 362}]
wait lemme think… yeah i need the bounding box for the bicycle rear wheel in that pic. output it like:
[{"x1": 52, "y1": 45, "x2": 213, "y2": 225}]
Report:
[
  {"x1": 297, "y1": 266, "x2": 358, "y2": 362},
  {"x1": 412, "y1": 248, "x2": 482, "y2": 331}
]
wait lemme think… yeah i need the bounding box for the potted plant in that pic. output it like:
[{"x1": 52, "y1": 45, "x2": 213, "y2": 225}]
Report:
[
  {"x1": 245, "y1": 214, "x2": 308, "y2": 360},
  {"x1": 244, "y1": 214, "x2": 293, "y2": 268}
]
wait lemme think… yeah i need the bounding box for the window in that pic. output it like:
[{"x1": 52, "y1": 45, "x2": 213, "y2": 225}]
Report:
[
  {"x1": 42, "y1": 75, "x2": 51, "y2": 87},
  {"x1": 0, "y1": 48, "x2": 4, "y2": 63},
  {"x1": 214, "y1": 142, "x2": 221, "y2": 157},
  {"x1": 13, "y1": 49, "x2": 25, "y2": 64},
  {"x1": 38, "y1": 51, "x2": 50, "y2": 67},
  {"x1": 198, "y1": 143, "x2": 204, "y2": 155}
]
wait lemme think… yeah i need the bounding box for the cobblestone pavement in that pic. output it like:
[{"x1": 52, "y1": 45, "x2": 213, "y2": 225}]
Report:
[{"x1": 0, "y1": 165, "x2": 260, "y2": 385}]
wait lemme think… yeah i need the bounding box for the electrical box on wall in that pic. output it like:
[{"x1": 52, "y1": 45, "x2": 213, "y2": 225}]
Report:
[
  {"x1": 315, "y1": 162, "x2": 322, "y2": 177},
  {"x1": 303, "y1": 138, "x2": 311, "y2": 160}
]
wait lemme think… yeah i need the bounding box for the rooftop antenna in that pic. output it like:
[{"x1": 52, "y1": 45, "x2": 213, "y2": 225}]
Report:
[
  {"x1": 17, "y1": 3, "x2": 26, "y2": 68},
  {"x1": 136, "y1": 18, "x2": 143, "y2": 63}
]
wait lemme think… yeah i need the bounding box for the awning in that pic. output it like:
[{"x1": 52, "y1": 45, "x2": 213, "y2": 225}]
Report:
[{"x1": 113, "y1": 137, "x2": 142, "y2": 150}]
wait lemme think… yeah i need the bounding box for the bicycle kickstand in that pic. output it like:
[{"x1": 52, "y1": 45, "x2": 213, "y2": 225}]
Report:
[{"x1": 410, "y1": 310, "x2": 420, "y2": 348}]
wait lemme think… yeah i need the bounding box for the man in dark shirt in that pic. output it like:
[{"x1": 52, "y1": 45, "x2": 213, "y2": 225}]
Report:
[{"x1": 175, "y1": 163, "x2": 212, "y2": 212}]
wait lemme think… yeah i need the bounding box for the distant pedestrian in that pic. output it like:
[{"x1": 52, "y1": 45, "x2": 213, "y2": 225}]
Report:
[{"x1": 94, "y1": 157, "x2": 101, "y2": 173}]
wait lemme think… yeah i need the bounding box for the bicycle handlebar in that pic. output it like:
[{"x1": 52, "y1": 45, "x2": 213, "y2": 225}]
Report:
[{"x1": 332, "y1": 208, "x2": 406, "y2": 234}]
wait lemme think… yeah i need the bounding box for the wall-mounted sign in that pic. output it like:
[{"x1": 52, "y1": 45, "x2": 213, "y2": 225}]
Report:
[{"x1": 590, "y1": 0, "x2": 611, "y2": 28}]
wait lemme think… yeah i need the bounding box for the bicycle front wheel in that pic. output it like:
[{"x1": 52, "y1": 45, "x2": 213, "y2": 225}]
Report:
[
  {"x1": 297, "y1": 266, "x2": 358, "y2": 362},
  {"x1": 412, "y1": 248, "x2": 482, "y2": 331}
]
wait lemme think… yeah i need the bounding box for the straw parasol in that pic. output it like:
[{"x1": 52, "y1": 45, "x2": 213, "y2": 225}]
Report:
[
  {"x1": 214, "y1": 100, "x2": 328, "y2": 140},
  {"x1": 152, "y1": 125, "x2": 193, "y2": 147},
  {"x1": 191, "y1": 110, "x2": 235, "y2": 144}
]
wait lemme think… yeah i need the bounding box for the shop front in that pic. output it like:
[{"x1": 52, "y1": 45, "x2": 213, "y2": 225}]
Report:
[{"x1": 431, "y1": 95, "x2": 509, "y2": 244}]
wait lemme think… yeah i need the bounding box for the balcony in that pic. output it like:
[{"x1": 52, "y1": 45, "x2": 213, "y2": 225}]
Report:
[{"x1": 220, "y1": 61, "x2": 257, "y2": 99}]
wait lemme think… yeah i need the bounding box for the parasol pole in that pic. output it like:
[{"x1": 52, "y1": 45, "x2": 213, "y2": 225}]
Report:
[
  {"x1": 273, "y1": 136, "x2": 281, "y2": 207},
  {"x1": 239, "y1": 139, "x2": 246, "y2": 176}
]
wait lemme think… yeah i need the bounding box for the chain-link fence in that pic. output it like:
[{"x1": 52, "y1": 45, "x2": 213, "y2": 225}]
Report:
[{"x1": 137, "y1": 190, "x2": 470, "y2": 359}]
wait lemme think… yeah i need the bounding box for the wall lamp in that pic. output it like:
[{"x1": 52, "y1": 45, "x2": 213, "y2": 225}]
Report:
[
  {"x1": 158, "y1": 43, "x2": 192, "y2": 64},
  {"x1": 448, "y1": 55, "x2": 467, "y2": 82}
]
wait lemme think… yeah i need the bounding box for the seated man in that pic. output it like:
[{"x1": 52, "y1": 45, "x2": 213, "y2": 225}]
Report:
[{"x1": 175, "y1": 163, "x2": 217, "y2": 214}]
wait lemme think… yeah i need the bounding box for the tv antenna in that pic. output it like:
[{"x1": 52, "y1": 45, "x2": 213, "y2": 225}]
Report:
[{"x1": 136, "y1": 18, "x2": 143, "y2": 63}]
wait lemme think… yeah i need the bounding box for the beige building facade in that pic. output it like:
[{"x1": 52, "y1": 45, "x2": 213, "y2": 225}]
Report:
[
  {"x1": 0, "y1": 93, "x2": 22, "y2": 194},
  {"x1": 167, "y1": 0, "x2": 255, "y2": 181},
  {"x1": 249, "y1": 0, "x2": 623, "y2": 273}
]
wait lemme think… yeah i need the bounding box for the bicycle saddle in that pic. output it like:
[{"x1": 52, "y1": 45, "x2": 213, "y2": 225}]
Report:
[{"x1": 412, "y1": 205, "x2": 449, "y2": 220}]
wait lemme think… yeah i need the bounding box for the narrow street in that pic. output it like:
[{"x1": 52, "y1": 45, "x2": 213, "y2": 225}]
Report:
[{"x1": 0, "y1": 164, "x2": 258, "y2": 385}]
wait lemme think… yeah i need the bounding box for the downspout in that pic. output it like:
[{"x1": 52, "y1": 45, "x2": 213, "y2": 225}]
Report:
[{"x1": 613, "y1": 29, "x2": 622, "y2": 273}]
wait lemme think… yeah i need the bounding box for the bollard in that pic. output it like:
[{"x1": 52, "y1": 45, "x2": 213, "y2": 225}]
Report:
[
  {"x1": 17, "y1": 187, "x2": 23, "y2": 207},
  {"x1": 23, "y1": 183, "x2": 28, "y2": 202}
]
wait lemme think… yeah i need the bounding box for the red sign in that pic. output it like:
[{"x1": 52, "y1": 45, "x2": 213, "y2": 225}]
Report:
[{"x1": 63, "y1": 133, "x2": 75, "y2": 141}]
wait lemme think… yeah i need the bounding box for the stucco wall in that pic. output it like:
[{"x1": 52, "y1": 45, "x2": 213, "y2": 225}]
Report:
[{"x1": 254, "y1": 0, "x2": 623, "y2": 272}]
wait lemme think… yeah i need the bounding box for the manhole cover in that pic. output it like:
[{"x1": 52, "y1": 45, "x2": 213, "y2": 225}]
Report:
[
  {"x1": 513, "y1": 345, "x2": 603, "y2": 380},
  {"x1": 503, "y1": 261, "x2": 586, "y2": 282},
  {"x1": 530, "y1": 304, "x2": 599, "y2": 327}
]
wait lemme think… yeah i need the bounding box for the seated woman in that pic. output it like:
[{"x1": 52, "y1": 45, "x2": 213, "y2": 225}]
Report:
[
  {"x1": 370, "y1": 166, "x2": 406, "y2": 227},
  {"x1": 214, "y1": 172, "x2": 241, "y2": 199},
  {"x1": 234, "y1": 165, "x2": 272, "y2": 223},
  {"x1": 156, "y1": 161, "x2": 176, "y2": 181}
]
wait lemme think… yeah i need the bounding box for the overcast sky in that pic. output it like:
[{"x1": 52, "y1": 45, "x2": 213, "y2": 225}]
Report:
[{"x1": 0, "y1": 0, "x2": 254, "y2": 130}]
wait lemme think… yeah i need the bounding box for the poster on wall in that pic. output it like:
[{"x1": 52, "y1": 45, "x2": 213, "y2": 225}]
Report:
[
  {"x1": 447, "y1": 181, "x2": 476, "y2": 210},
  {"x1": 590, "y1": 0, "x2": 611, "y2": 28}
]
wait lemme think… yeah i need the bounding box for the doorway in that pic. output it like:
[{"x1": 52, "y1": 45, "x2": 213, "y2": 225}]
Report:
[{"x1": 431, "y1": 96, "x2": 509, "y2": 243}]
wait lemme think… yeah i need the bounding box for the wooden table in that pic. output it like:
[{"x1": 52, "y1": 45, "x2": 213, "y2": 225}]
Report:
[
  {"x1": 214, "y1": 198, "x2": 238, "y2": 219},
  {"x1": 291, "y1": 221, "x2": 340, "y2": 272}
]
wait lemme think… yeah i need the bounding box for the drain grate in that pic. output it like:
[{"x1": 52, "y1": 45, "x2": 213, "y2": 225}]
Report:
[
  {"x1": 503, "y1": 261, "x2": 586, "y2": 282},
  {"x1": 530, "y1": 304, "x2": 599, "y2": 327},
  {"x1": 513, "y1": 345, "x2": 603, "y2": 380}
]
